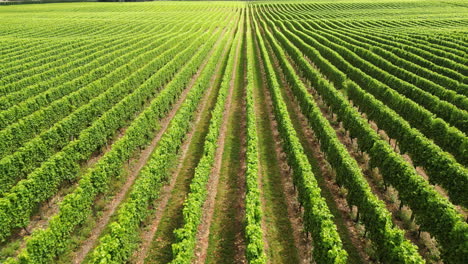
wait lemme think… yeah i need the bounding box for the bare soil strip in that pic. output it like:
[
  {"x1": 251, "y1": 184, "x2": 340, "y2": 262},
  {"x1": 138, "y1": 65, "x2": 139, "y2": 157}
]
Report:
[
  {"x1": 131, "y1": 29, "x2": 233, "y2": 264},
  {"x1": 192, "y1": 24, "x2": 244, "y2": 264}
]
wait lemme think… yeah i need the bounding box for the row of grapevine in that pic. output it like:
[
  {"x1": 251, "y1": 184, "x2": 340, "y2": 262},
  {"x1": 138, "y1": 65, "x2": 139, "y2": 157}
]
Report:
[
  {"x1": 259, "y1": 16, "x2": 425, "y2": 263},
  {"x1": 309, "y1": 21, "x2": 466, "y2": 96},
  {"x1": 277, "y1": 19, "x2": 468, "y2": 134},
  {"x1": 0, "y1": 15, "x2": 226, "y2": 99},
  {"x1": 263, "y1": 5, "x2": 468, "y2": 96},
  {"x1": 0, "y1": 28, "x2": 214, "y2": 242},
  {"x1": 388, "y1": 31, "x2": 468, "y2": 57},
  {"x1": 0, "y1": 40, "x2": 117, "y2": 106},
  {"x1": 266, "y1": 18, "x2": 468, "y2": 168},
  {"x1": 0, "y1": 21, "x2": 170, "y2": 75},
  {"x1": 1, "y1": 38, "x2": 110, "y2": 85},
  {"x1": 263, "y1": 13, "x2": 468, "y2": 207},
  {"x1": 6, "y1": 24, "x2": 229, "y2": 264},
  {"x1": 339, "y1": 26, "x2": 468, "y2": 90},
  {"x1": 298, "y1": 21, "x2": 468, "y2": 111},
  {"x1": 0, "y1": 20, "x2": 166, "y2": 66},
  {"x1": 244, "y1": 13, "x2": 266, "y2": 264},
  {"x1": 0, "y1": 2, "x2": 465, "y2": 263},
  {"x1": 388, "y1": 31, "x2": 468, "y2": 59},
  {"x1": 0, "y1": 26, "x2": 201, "y2": 196},
  {"x1": 344, "y1": 80, "x2": 468, "y2": 207},
  {"x1": 170, "y1": 12, "x2": 244, "y2": 263},
  {"x1": 0, "y1": 37, "x2": 133, "y2": 129},
  {"x1": 258, "y1": 9, "x2": 468, "y2": 262},
  {"x1": 0, "y1": 26, "x2": 191, "y2": 158},
  {"x1": 0, "y1": 23, "x2": 182, "y2": 130},
  {"x1": 354, "y1": 27, "x2": 468, "y2": 76},
  {"x1": 252, "y1": 13, "x2": 348, "y2": 264},
  {"x1": 90, "y1": 21, "x2": 236, "y2": 264},
  {"x1": 0, "y1": 37, "x2": 126, "y2": 101},
  {"x1": 0, "y1": 39, "x2": 55, "y2": 62},
  {"x1": 1, "y1": 40, "x2": 98, "y2": 71}
]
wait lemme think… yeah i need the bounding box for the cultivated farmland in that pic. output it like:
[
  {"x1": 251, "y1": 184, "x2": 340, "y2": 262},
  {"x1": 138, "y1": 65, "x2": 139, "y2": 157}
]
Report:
[{"x1": 0, "y1": 1, "x2": 467, "y2": 263}]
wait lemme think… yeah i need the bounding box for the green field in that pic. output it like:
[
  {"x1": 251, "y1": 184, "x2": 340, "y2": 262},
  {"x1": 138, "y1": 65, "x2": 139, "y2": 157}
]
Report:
[{"x1": 0, "y1": 1, "x2": 467, "y2": 263}]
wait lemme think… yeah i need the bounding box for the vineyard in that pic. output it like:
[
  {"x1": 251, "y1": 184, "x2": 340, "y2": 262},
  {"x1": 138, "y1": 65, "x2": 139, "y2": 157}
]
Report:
[{"x1": 0, "y1": 1, "x2": 467, "y2": 263}]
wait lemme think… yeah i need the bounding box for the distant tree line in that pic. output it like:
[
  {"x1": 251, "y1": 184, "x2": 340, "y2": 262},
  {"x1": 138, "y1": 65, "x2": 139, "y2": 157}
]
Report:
[
  {"x1": 0, "y1": 0, "x2": 97, "y2": 5},
  {"x1": 0, "y1": 0, "x2": 241, "y2": 6},
  {"x1": 0, "y1": 0, "x2": 149, "y2": 4}
]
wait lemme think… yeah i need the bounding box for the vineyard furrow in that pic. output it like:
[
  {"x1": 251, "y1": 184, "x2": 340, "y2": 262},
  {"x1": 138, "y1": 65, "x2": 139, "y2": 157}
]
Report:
[
  {"x1": 88, "y1": 14, "x2": 240, "y2": 264},
  {"x1": 254, "y1": 14, "x2": 348, "y2": 264},
  {"x1": 0, "y1": 27, "x2": 214, "y2": 241},
  {"x1": 0, "y1": 26, "x2": 203, "y2": 196},
  {"x1": 170, "y1": 16, "x2": 243, "y2": 263},
  {"x1": 260, "y1": 15, "x2": 426, "y2": 263},
  {"x1": 131, "y1": 25, "x2": 235, "y2": 264},
  {"x1": 1, "y1": 2, "x2": 466, "y2": 264}
]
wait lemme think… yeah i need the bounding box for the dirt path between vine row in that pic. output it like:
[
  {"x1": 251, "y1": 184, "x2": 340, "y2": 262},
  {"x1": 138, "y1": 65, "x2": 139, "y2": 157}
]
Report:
[
  {"x1": 131, "y1": 28, "x2": 233, "y2": 264},
  {"x1": 203, "y1": 31, "x2": 247, "y2": 264},
  {"x1": 276, "y1": 68, "x2": 369, "y2": 263},
  {"x1": 71, "y1": 29, "x2": 226, "y2": 264},
  {"x1": 192, "y1": 24, "x2": 244, "y2": 264},
  {"x1": 252, "y1": 25, "x2": 311, "y2": 263},
  {"x1": 260, "y1": 28, "x2": 368, "y2": 263}
]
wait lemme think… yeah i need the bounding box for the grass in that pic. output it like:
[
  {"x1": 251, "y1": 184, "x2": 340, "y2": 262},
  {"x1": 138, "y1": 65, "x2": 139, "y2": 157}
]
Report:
[
  {"x1": 251, "y1": 36, "x2": 300, "y2": 264},
  {"x1": 205, "y1": 33, "x2": 246, "y2": 264}
]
